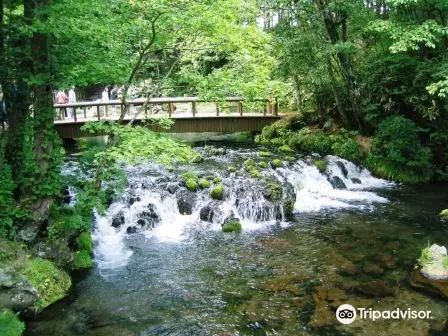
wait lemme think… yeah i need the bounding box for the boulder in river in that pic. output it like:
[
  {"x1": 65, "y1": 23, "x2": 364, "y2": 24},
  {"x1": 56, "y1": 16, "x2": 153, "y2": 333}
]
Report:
[
  {"x1": 353, "y1": 280, "x2": 396, "y2": 297},
  {"x1": 335, "y1": 161, "x2": 348, "y2": 178},
  {"x1": 409, "y1": 266, "x2": 448, "y2": 300},
  {"x1": 211, "y1": 184, "x2": 224, "y2": 200},
  {"x1": 166, "y1": 183, "x2": 179, "y2": 194},
  {"x1": 176, "y1": 189, "x2": 196, "y2": 215},
  {"x1": 222, "y1": 217, "x2": 242, "y2": 233},
  {"x1": 199, "y1": 201, "x2": 222, "y2": 222},
  {"x1": 112, "y1": 212, "x2": 125, "y2": 228},
  {"x1": 418, "y1": 244, "x2": 448, "y2": 280},
  {"x1": 351, "y1": 178, "x2": 362, "y2": 184},
  {"x1": 329, "y1": 176, "x2": 346, "y2": 189},
  {"x1": 0, "y1": 268, "x2": 38, "y2": 311}
]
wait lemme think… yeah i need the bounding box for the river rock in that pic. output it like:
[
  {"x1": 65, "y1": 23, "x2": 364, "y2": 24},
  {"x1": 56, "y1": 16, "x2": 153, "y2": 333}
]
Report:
[
  {"x1": 409, "y1": 266, "x2": 448, "y2": 300},
  {"x1": 351, "y1": 178, "x2": 362, "y2": 184},
  {"x1": 62, "y1": 188, "x2": 72, "y2": 204},
  {"x1": 199, "y1": 201, "x2": 222, "y2": 222},
  {"x1": 353, "y1": 280, "x2": 396, "y2": 297},
  {"x1": 335, "y1": 161, "x2": 348, "y2": 178},
  {"x1": 138, "y1": 204, "x2": 160, "y2": 222},
  {"x1": 329, "y1": 176, "x2": 346, "y2": 189},
  {"x1": 112, "y1": 212, "x2": 125, "y2": 228},
  {"x1": 363, "y1": 263, "x2": 384, "y2": 276},
  {"x1": 176, "y1": 189, "x2": 196, "y2": 215},
  {"x1": 420, "y1": 244, "x2": 448, "y2": 280},
  {"x1": 0, "y1": 268, "x2": 38, "y2": 311},
  {"x1": 126, "y1": 226, "x2": 138, "y2": 234},
  {"x1": 378, "y1": 254, "x2": 398, "y2": 270},
  {"x1": 128, "y1": 196, "x2": 141, "y2": 205},
  {"x1": 166, "y1": 183, "x2": 179, "y2": 194}
]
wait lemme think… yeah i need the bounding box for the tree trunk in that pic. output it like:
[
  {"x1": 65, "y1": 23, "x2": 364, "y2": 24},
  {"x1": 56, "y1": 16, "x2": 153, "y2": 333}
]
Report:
[{"x1": 315, "y1": 0, "x2": 365, "y2": 133}]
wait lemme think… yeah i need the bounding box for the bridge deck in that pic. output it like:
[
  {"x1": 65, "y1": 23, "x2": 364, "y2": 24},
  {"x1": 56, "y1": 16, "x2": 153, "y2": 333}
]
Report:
[{"x1": 53, "y1": 97, "x2": 282, "y2": 137}]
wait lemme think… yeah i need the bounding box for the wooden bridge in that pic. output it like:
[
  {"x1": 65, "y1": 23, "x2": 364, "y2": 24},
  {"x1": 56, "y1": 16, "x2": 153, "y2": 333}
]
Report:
[{"x1": 54, "y1": 97, "x2": 282, "y2": 138}]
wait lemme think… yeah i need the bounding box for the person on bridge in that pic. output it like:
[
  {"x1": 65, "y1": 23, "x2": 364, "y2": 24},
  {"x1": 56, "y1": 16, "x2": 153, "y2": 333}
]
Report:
[
  {"x1": 55, "y1": 89, "x2": 69, "y2": 118},
  {"x1": 68, "y1": 86, "x2": 77, "y2": 118}
]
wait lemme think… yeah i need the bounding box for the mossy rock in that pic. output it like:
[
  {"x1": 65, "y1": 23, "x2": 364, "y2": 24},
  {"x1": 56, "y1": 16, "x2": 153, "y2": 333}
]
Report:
[
  {"x1": 222, "y1": 219, "x2": 242, "y2": 233},
  {"x1": 72, "y1": 250, "x2": 93, "y2": 270},
  {"x1": 285, "y1": 156, "x2": 296, "y2": 162},
  {"x1": 181, "y1": 171, "x2": 197, "y2": 181},
  {"x1": 199, "y1": 178, "x2": 211, "y2": 189},
  {"x1": 0, "y1": 309, "x2": 25, "y2": 336},
  {"x1": 186, "y1": 179, "x2": 198, "y2": 192},
  {"x1": 258, "y1": 161, "x2": 268, "y2": 169},
  {"x1": 264, "y1": 182, "x2": 282, "y2": 201},
  {"x1": 227, "y1": 166, "x2": 237, "y2": 173},
  {"x1": 279, "y1": 145, "x2": 294, "y2": 153},
  {"x1": 211, "y1": 184, "x2": 224, "y2": 200},
  {"x1": 243, "y1": 159, "x2": 256, "y2": 168},
  {"x1": 248, "y1": 168, "x2": 261, "y2": 178},
  {"x1": 313, "y1": 159, "x2": 327, "y2": 173},
  {"x1": 258, "y1": 151, "x2": 273, "y2": 157},
  {"x1": 440, "y1": 209, "x2": 448, "y2": 217},
  {"x1": 213, "y1": 177, "x2": 222, "y2": 184},
  {"x1": 192, "y1": 154, "x2": 204, "y2": 163},
  {"x1": 271, "y1": 159, "x2": 283, "y2": 169},
  {"x1": 22, "y1": 258, "x2": 71, "y2": 310},
  {"x1": 283, "y1": 200, "x2": 295, "y2": 220}
]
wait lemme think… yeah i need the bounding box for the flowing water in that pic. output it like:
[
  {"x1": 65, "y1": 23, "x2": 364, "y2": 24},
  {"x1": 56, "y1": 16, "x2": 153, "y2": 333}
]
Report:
[{"x1": 26, "y1": 144, "x2": 448, "y2": 336}]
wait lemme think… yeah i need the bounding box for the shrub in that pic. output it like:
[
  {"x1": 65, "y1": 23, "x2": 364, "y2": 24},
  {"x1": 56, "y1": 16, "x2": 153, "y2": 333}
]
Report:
[
  {"x1": 313, "y1": 159, "x2": 327, "y2": 173},
  {"x1": 331, "y1": 137, "x2": 362, "y2": 162},
  {"x1": 77, "y1": 232, "x2": 93, "y2": 252},
  {"x1": 271, "y1": 159, "x2": 283, "y2": 169},
  {"x1": 0, "y1": 309, "x2": 25, "y2": 336},
  {"x1": 366, "y1": 116, "x2": 433, "y2": 183}
]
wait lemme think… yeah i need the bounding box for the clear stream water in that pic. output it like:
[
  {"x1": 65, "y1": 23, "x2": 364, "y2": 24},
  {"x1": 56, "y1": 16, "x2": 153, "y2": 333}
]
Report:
[{"x1": 26, "y1": 143, "x2": 448, "y2": 336}]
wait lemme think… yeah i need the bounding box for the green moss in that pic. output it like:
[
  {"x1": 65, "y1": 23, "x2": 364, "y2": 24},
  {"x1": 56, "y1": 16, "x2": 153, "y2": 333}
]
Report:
[
  {"x1": 73, "y1": 250, "x2": 93, "y2": 270},
  {"x1": 181, "y1": 171, "x2": 197, "y2": 181},
  {"x1": 199, "y1": 178, "x2": 211, "y2": 189},
  {"x1": 0, "y1": 309, "x2": 25, "y2": 336},
  {"x1": 283, "y1": 200, "x2": 295, "y2": 219},
  {"x1": 271, "y1": 159, "x2": 283, "y2": 169},
  {"x1": 313, "y1": 159, "x2": 327, "y2": 173},
  {"x1": 243, "y1": 159, "x2": 256, "y2": 167},
  {"x1": 418, "y1": 246, "x2": 433, "y2": 268},
  {"x1": 77, "y1": 232, "x2": 93, "y2": 252},
  {"x1": 443, "y1": 256, "x2": 448, "y2": 269},
  {"x1": 439, "y1": 209, "x2": 448, "y2": 217},
  {"x1": 279, "y1": 145, "x2": 294, "y2": 153},
  {"x1": 222, "y1": 219, "x2": 242, "y2": 233},
  {"x1": 257, "y1": 161, "x2": 268, "y2": 169},
  {"x1": 248, "y1": 167, "x2": 261, "y2": 178},
  {"x1": 213, "y1": 177, "x2": 222, "y2": 183},
  {"x1": 265, "y1": 183, "x2": 282, "y2": 201},
  {"x1": 192, "y1": 154, "x2": 204, "y2": 163},
  {"x1": 227, "y1": 166, "x2": 237, "y2": 173},
  {"x1": 258, "y1": 151, "x2": 273, "y2": 157},
  {"x1": 22, "y1": 258, "x2": 71, "y2": 310},
  {"x1": 285, "y1": 156, "x2": 296, "y2": 162},
  {"x1": 211, "y1": 184, "x2": 224, "y2": 200},
  {"x1": 186, "y1": 179, "x2": 198, "y2": 192}
]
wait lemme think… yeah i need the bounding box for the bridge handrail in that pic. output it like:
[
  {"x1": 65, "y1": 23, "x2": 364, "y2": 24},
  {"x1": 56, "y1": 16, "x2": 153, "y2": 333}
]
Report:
[
  {"x1": 54, "y1": 96, "x2": 279, "y2": 122},
  {"x1": 54, "y1": 96, "x2": 274, "y2": 108}
]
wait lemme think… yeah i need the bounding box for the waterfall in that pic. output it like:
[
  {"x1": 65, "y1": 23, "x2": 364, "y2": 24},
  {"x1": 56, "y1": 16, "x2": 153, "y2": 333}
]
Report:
[{"x1": 62, "y1": 151, "x2": 395, "y2": 271}]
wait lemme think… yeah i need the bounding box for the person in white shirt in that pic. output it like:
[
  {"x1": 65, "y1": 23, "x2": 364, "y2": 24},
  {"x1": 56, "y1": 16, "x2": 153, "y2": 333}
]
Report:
[{"x1": 68, "y1": 86, "x2": 77, "y2": 118}]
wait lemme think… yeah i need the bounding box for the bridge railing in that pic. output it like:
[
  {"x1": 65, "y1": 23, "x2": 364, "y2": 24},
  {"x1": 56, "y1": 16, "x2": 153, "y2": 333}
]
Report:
[{"x1": 53, "y1": 96, "x2": 279, "y2": 123}]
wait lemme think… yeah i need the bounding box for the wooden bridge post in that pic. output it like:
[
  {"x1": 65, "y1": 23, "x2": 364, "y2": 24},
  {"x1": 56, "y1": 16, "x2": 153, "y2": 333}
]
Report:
[
  {"x1": 237, "y1": 101, "x2": 243, "y2": 116},
  {"x1": 168, "y1": 102, "x2": 174, "y2": 117},
  {"x1": 273, "y1": 97, "x2": 278, "y2": 116},
  {"x1": 74, "y1": 107, "x2": 77, "y2": 122},
  {"x1": 264, "y1": 102, "x2": 268, "y2": 116},
  {"x1": 83, "y1": 107, "x2": 87, "y2": 119},
  {"x1": 192, "y1": 101, "x2": 197, "y2": 117},
  {"x1": 96, "y1": 106, "x2": 100, "y2": 120},
  {"x1": 105, "y1": 105, "x2": 109, "y2": 118},
  {"x1": 216, "y1": 104, "x2": 220, "y2": 116}
]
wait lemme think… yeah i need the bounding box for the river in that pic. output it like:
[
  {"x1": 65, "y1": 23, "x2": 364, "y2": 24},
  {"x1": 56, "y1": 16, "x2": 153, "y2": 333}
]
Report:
[{"x1": 26, "y1": 141, "x2": 448, "y2": 336}]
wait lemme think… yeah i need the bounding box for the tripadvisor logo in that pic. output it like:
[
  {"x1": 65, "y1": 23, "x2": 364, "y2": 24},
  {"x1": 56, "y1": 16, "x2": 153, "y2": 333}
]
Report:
[{"x1": 336, "y1": 304, "x2": 432, "y2": 324}]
